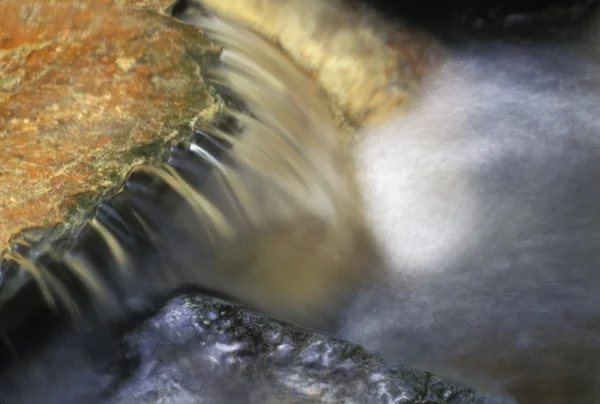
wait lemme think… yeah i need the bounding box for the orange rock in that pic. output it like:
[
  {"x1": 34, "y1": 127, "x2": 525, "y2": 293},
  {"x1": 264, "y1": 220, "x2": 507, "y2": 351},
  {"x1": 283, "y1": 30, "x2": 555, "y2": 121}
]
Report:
[{"x1": 0, "y1": 0, "x2": 222, "y2": 250}]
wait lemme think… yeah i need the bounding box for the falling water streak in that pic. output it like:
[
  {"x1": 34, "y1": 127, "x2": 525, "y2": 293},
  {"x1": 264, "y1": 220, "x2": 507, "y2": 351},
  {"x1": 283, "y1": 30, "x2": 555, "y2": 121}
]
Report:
[
  {"x1": 132, "y1": 165, "x2": 233, "y2": 241},
  {"x1": 87, "y1": 218, "x2": 134, "y2": 277},
  {"x1": 3, "y1": 252, "x2": 57, "y2": 309},
  {"x1": 60, "y1": 253, "x2": 121, "y2": 317},
  {"x1": 188, "y1": 140, "x2": 258, "y2": 227},
  {"x1": 130, "y1": 209, "x2": 164, "y2": 246}
]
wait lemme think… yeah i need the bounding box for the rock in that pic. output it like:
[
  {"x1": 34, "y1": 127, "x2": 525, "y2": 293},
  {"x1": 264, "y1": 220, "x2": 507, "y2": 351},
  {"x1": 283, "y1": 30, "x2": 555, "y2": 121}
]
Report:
[
  {"x1": 360, "y1": 0, "x2": 599, "y2": 40},
  {"x1": 0, "y1": 0, "x2": 223, "y2": 252},
  {"x1": 109, "y1": 293, "x2": 509, "y2": 404},
  {"x1": 0, "y1": 113, "x2": 241, "y2": 347},
  {"x1": 0, "y1": 292, "x2": 509, "y2": 404}
]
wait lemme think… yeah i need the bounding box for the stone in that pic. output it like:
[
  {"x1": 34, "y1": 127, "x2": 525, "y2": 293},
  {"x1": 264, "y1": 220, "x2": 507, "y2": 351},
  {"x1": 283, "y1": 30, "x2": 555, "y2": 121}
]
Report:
[
  {"x1": 0, "y1": 291, "x2": 509, "y2": 404},
  {"x1": 111, "y1": 293, "x2": 507, "y2": 403},
  {"x1": 0, "y1": 0, "x2": 223, "y2": 252}
]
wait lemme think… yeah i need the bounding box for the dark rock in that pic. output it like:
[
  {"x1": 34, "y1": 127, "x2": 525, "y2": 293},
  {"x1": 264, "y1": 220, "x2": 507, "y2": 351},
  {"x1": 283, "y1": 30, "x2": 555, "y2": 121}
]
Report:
[
  {"x1": 111, "y1": 293, "x2": 508, "y2": 403},
  {"x1": 0, "y1": 0, "x2": 223, "y2": 251},
  {"x1": 365, "y1": 0, "x2": 599, "y2": 41},
  {"x1": 0, "y1": 289, "x2": 509, "y2": 404}
]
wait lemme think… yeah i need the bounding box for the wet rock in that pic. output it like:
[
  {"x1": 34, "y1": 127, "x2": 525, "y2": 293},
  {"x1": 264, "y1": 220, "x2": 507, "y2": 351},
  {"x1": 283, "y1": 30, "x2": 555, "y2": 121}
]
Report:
[
  {"x1": 449, "y1": 0, "x2": 598, "y2": 39},
  {"x1": 111, "y1": 293, "x2": 505, "y2": 404},
  {"x1": 0, "y1": 0, "x2": 223, "y2": 251},
  {"x1": 0, "y1": 113, "x2": 243, "y2": 358},
  {"x1": 364, "y1": 0, "x2": 599, "y2": 40},
  {"x1": 0, "y1": 290, "x2": 509, "y2": 403}
]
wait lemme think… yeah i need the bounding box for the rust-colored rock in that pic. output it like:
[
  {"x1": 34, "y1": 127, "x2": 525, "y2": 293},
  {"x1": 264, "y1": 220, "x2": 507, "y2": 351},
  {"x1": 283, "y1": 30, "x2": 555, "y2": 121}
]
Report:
[{"x1": 0, "y1": 0, "x2": 223, "y2": 250}]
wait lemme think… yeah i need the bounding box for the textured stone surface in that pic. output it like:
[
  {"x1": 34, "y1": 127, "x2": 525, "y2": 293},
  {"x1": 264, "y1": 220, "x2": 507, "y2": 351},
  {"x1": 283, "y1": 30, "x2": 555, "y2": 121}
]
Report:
[
  {"x1": 0, "y1": 0, "x2": 222, "y2": 251},
  {"x1": 361, "y1": 0, "x2": 598, "y2": 39},
  {"x1": 112, "y1": 293, "x2": 506, "y2": 404},
  {"x1": 0, "y1": 292, "x2": 508, "y2": 403}
]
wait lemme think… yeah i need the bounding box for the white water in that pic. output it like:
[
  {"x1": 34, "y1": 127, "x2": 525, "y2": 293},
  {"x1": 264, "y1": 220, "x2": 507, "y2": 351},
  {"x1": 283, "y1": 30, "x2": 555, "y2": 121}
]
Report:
[{"x1": 350, "y1": 38, "x2": 600, "y2": 403}]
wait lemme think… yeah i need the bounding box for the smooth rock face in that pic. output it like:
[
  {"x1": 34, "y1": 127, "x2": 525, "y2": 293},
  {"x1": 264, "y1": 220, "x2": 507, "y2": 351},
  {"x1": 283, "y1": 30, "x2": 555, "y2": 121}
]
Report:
[
  {"x1": 0, "y1": 0, "x2": 222, "y2": 250},
  {"x1": 0, "y1": 292, "x2": 508, "y2": 404}
]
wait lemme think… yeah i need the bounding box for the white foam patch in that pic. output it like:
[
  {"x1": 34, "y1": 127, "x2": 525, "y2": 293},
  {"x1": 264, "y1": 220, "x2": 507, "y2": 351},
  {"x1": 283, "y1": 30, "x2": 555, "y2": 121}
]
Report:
[
  {"x1": 345, "y1": 40, "x2": 600, "y2": 402},
  {"x1": 356, "y1": 62, "x2": 482, "y2": 275}
]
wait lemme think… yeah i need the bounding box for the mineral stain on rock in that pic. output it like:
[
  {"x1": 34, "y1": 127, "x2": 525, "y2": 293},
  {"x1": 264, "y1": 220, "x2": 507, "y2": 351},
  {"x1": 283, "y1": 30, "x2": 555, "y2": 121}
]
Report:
[{"x1": 0, "y1": 0, "x2": 223, "y2": 251}]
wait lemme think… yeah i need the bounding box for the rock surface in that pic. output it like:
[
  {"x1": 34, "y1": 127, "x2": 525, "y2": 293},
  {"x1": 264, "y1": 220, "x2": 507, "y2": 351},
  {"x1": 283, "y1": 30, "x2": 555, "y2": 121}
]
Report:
[
  {"x1": 0, "y1": 0, "x2": 222, "y2": 251},
  {"x1": 0, "y1": 292, "x2": 509, "y2": 403},
  {"x1": 111, "y1": 293, "x2": 507, "y2": 404},
  {"x1": 108, "y1": 293, "x2": 508, "y2": 403}
]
